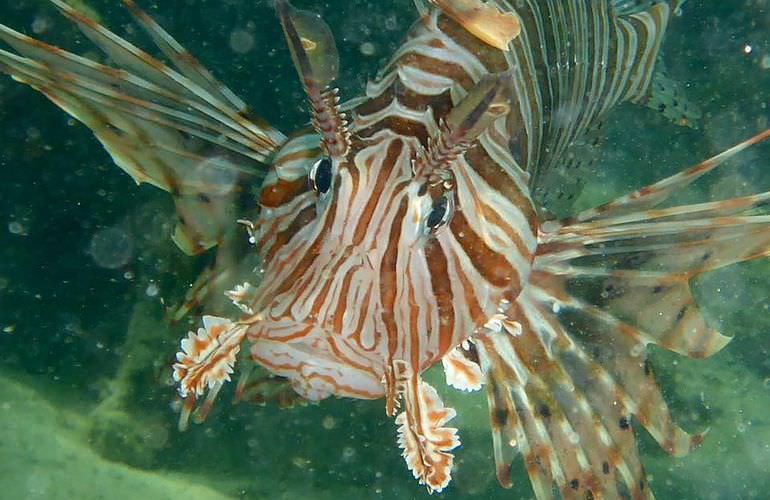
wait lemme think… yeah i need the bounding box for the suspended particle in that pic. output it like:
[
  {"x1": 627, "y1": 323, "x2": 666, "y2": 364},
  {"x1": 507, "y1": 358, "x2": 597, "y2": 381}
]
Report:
[
  {"x1": 145, "y1": 283, "x2": 159, "y2": 297},
  {"x1": 89, "y1": 226, "x2": 134, "y2": 269},
  {"x1": 359, "y1": 42, "x2": 376, "y2": 56},
  {"x1": 8, "y1": 221, "x2": 25, "y2": 235},
  {"x1": 229, "y1": 28, "x2": 255, "y2": 54}
]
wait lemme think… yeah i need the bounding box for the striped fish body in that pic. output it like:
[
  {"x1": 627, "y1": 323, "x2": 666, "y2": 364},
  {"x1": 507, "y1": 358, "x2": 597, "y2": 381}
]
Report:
[
  {"x1": 3, "y1": 0, "x2": 769, "y2": 498},
  {"x1": 250, "y1": 0, "x2": 678, "y2": 394},
  {"x1": 234, "y1": 0, "x2": 690, "y2": 492}
]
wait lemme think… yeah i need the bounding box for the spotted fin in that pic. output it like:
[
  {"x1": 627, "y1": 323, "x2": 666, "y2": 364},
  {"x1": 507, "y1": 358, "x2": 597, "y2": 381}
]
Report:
[
  {"x1": 527, "y1": 0, "x2": 682, "y2": 216},
  {"x1": 474, "y1": 130, "x2": 769, "y2": 498},
  {"x1": 534, "y1": 131, "x2": 770, "y2": 363},
  {"x1": 533, "y1": 121, "x2": 605, "y2": 218},
  {"x1": 477, "y1": 311, "x2": 646, "y2": 498},
  {"x1": 642, "y1": 54, "x2": 702, "y2": 128},
  {"x1": 0, "y1": 0, "x2": 286, "y2": 254},
  {"x1": 474, "y1": 249, "x2": 718, "y2": 497}
]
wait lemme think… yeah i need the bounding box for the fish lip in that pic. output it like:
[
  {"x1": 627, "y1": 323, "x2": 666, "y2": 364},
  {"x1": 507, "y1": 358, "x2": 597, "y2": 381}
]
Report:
[{"x1": 246, "y1": 313, "x2": 387, "y2": 400}]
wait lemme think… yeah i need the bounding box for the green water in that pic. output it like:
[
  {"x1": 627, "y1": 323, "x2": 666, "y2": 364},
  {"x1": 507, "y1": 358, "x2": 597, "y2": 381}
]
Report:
[{"x1": 0, "y1": 1, "x2": 768, "y2": 498}]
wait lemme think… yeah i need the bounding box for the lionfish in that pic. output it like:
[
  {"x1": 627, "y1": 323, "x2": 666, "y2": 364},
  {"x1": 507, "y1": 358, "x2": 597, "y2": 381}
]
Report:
[{"x1": 2, "y1": 0, "x2": 768, "y2": 497}]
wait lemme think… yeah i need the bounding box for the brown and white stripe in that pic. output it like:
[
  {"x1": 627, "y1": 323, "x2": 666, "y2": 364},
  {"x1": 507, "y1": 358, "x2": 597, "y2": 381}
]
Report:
[{"x1": 11, "y1": 1, "x2": 766, "y2": 498}]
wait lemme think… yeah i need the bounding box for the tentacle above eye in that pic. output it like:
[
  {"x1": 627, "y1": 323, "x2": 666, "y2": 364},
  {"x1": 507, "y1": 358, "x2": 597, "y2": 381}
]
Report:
[
  {"x1": 413, "y1": 72, "x2": 512, "y2": 181},
  {"x1": 276, "y1": 0, "x2": 350, "y2": 159}
]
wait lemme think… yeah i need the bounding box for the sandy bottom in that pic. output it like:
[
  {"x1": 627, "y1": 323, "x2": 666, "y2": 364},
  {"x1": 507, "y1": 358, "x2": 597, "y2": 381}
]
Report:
[{"x1": 0, "y1": 371, "x2": 230, "y2": 500}]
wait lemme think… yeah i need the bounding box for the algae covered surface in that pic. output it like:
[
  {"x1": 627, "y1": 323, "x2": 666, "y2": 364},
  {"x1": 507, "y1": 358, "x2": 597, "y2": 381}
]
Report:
[
  {"x1": 0, "y1": 370, "x2": 229, "y2": 500},
  {"x1": 0, "y1": 0, "x2": 769, "y2": 498}
]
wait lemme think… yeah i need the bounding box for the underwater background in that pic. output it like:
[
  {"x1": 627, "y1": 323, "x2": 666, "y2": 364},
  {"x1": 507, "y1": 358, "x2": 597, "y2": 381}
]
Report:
[{"x1": 0, "y1": 0, "x2": 769, "y2": 498}]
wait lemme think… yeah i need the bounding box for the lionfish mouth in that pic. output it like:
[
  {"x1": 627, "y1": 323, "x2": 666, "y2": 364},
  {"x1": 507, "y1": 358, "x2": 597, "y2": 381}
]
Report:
[
  {"x1": 223, "y1": 276, "x2": 388, "y2": 402},
  {"x1": 244, "y1": 314, "x2": 388, "y2": 402}
]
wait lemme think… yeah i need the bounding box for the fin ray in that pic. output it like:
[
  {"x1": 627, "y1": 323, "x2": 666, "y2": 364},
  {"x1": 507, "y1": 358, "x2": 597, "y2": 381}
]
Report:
[{"x1": 0, "y1": 3, "x2": 288, "y2": 253}]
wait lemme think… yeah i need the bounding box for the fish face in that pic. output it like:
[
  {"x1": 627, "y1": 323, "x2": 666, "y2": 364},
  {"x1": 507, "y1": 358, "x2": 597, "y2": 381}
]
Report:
[
  {"x1": 233, "y1": 2, "x2": 541, "y2": 404},
  {"x1": 248, "y1": 121, "x2": 536, "y2": 404}
]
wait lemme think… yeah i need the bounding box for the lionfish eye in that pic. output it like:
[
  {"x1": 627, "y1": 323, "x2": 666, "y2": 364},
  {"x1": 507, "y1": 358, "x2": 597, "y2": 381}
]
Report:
[
  {"x1": 310, "y1": 156, "x2": 333, "y2": 193},
  {"x1": 426, "y1": 194, "x2": 453, "y2": 231}
]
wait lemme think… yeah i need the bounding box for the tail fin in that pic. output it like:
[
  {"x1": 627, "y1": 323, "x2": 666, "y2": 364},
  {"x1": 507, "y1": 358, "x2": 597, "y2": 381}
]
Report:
[
  {"x1": 0, "y1": 0, "x2": 286, "y2": 254},
  {"x1": 474, "y1": 129, "x2": 770, "y2": 498}
]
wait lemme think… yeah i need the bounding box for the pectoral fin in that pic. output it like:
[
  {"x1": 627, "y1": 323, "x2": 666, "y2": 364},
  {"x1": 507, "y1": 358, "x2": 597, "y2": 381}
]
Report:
[{"x1": 390, "y1": 360, "x2": 460, "y2": 493}]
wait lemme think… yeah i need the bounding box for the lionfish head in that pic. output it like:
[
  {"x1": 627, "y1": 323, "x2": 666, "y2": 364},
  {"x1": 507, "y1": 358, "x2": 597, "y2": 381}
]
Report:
[
  {"x1": 227, "y1": 0, "x2": 536, "y2": 403},
  {"x1": 170, "y1": 0, "x2": 539, "y2": 492}
]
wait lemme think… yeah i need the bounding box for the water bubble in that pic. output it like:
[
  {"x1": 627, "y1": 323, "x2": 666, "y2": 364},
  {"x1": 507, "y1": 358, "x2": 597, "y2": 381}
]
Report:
[
  {"x1": 26, "y1": 127, "x2": 41, "y2": 141},
  {"x1": 31, "y1": 15, "x2": 52, "y2": 35},
  {"x1": 8, "y1": 221, "x2": 26, "y2": 235},
  {"x1": 89, "y1": 226, "x2": 134, "y2": 269},
  {"x1": 359, "y1": 42, "x2": 376, "y2": 56},
  {"x1": 229, "y1": 28, "x2": 255, "y2": 54},
  {"x1": 145, "y1": 283, "x2": 159, "y2": 297},
  {"x1": 630, "y1": 343, "x2": 645, "y2": 358},
  {"x1": 322, "y1": 415, "x2": 336, "y2": 430},
  {"x1": 341, "y1": 446, "x2": 356, "y2": 462}
]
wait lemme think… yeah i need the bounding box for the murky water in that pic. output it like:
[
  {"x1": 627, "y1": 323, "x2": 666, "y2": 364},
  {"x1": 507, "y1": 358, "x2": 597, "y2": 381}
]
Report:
[{"x1": 0, "y1": 1, "x2": 768, "y2": 498}]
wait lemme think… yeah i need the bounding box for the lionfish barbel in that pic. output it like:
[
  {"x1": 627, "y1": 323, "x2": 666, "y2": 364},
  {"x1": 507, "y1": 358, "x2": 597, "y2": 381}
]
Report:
[{"x1": 2, "y1": 0, "x2": 769, "y2": 497}]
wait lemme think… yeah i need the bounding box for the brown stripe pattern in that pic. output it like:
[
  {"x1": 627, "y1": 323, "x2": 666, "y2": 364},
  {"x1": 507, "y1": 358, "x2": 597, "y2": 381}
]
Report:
[{"x1": 7, "y1": 1, "x2": 741, "y2": 497}]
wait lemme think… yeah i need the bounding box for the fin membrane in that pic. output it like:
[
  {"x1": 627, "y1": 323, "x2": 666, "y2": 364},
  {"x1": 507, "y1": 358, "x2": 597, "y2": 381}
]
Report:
[
  {"x1": 643, "y1": 54, "x2": 702, "y2": 128},
  {"x1": 474, "y1": 130, "x2": 769, "y2": 498},
  {"x1": 0, "y1": 0, "x2": 286, "y2": 253}
]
